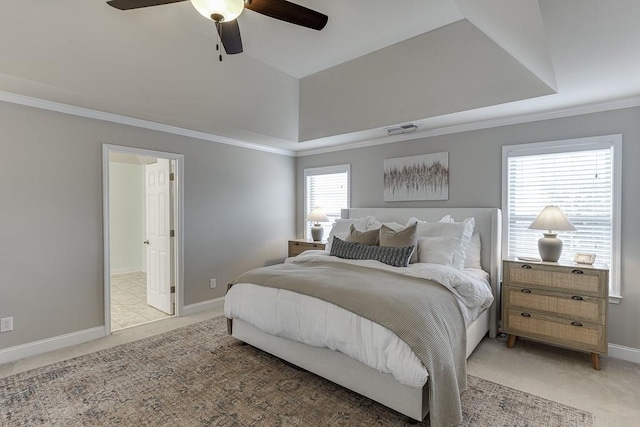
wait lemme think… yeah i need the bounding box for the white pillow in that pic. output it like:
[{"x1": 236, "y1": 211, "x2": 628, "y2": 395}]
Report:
[
  {"x1": 439, "y1": 215, "x2": 453, "y2": 223},
  {"x1": 409, "y1": 217, "x2": 475, "y2": 269},
  {"x1": 326, "y1": 216, "x2": 377, "y2": 251},
  {"x1": 406, "y1": 215, "x2": 452, "y2": 226},
  {"x1": 464, "y1": 233, "x2": 482, "y2": 269},
  {"x1": 417, "y1": 236, "x2": 460, "y2": 265}
]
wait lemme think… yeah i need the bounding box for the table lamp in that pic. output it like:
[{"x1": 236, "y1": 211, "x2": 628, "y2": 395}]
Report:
[
  {"x1": 528, "y1": 205, "x2": 576, "y2": 262},
  {"x1": 306, "y1": 207, "x2": 330, "y2": 242}
]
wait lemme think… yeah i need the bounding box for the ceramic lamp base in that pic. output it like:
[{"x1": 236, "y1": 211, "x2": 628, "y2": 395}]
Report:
[
  {"x1": 311, "y1": 224, "x2": 324, "y2": 242},
  {"x1": 538, "y1": 233, "x2": 563, "y2": 262}
]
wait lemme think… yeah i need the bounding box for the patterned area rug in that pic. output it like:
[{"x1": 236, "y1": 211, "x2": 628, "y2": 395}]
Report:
[{"x1": 0, "y1": 317, "x2": 593, "y2": 426}]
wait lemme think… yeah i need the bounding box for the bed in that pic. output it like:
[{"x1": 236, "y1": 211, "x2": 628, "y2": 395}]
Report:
[{"x1": 225, "y1": 207, "x2": 502, "y2": 425}]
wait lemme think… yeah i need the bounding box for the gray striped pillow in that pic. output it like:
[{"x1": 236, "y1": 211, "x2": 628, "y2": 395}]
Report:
[{"x1": 330, "y1": 236, "x2": 414, "y2": 267}]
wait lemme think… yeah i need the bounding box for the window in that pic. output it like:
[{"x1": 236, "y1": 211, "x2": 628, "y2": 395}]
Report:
[
  {"x1": 304, "y1": 165, "x2": 350, "y2": 240},
  {"x1": 502, "y1": 135, "x2": 621, "y2": 300}
]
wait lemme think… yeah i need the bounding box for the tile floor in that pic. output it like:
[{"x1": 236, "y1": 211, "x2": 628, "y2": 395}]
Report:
[{"x1": 110, "y1": 272, "x2": 172, "y2": 331}]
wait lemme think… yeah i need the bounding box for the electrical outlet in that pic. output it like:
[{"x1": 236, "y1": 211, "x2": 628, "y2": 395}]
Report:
[
  {"x1": 210, "y1": 278, "x2": 217, "y2": 289},
  {"x1": 1, "y1": 317, "x2": 13, "y2": 332}
]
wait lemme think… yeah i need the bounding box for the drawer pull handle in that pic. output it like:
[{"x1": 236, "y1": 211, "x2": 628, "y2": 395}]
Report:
[
  {"x1": 572, "y1": 269, "x2": 584, "y2": 274},
  {"x1": 521, "y1": 289, "x2": 532, "y2": 294},
  {"x1": 521, "y1": 264, "x2": 532, "y2": 269},
  {"x1": 571, "y1": 321, "x2": 583, "y2": 327},
  {"x1": 520, "y1": 312, "x2": 531, "y2": 318},
  {"x1": 571, "y1": 295, "x2": 584, "y2": 301},
  {"x1": 312, "y1": 244, "x2": 318, "y2": 248}
]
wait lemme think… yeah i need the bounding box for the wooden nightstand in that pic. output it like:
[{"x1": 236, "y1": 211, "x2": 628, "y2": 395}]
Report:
[
  {"x1": 502, "y1": 258, "x2": 609, "y2": 370},
  {"x1": 288, "y1": 239, "x2": 326, "y2": 257}
]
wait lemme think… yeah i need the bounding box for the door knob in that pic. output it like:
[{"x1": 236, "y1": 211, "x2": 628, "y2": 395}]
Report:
[{"x1": 143, "y1": 240, "x2": 150, "y2": 245}]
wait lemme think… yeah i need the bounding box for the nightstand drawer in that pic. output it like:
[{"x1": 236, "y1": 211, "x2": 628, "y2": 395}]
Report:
[
  {"x1": 504, "y1": 285, "x2": 606, "y2": 324},
  {"x1": 288, "y1": 240, "x2": 325, "y2": 257},
  {"x1": 505, "y1": 262, "x2": 607, "y2": 297},
  {"x1": 505, "y1": 309, "x2": 606, "y2": 353}
]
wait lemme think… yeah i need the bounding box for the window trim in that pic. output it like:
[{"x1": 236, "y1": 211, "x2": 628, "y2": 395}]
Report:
[
  {"x1": 303, "y1": 164, "x2": 351, "y2": 240},
  {"x1": 501, "y1": 134, "x2": 622, "y2": 303}
]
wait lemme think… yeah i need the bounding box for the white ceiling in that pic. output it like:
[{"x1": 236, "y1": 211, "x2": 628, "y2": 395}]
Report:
[
  {"x1": 0, "y1": 0, "x2": 639, "y2": 153},
  {"x1": 235, "y1": 0, "x2": 465, "y2": 78}
]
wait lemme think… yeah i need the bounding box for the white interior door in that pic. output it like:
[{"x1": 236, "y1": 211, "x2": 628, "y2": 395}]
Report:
[{"x1": 145, "y1": 159, "x2": 173, "y2": 314}]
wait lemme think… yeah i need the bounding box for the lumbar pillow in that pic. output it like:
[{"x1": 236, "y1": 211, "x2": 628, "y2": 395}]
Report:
[
  {"x1": 330, "y1": 236, "x2": 414, "y2": 267},
  {"x1": 345, "y1": 224, "x2": 379, "y2": 245},
  {"x1": 379, "y1": 222, "x2": 418, "y2": 264}
]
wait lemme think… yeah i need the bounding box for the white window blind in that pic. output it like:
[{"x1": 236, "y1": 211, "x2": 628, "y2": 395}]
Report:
[
  {"x1": 503, "y1": 135, "x2": 621, "y2": 299},
  {"x1": 304, "y1": 165, "x2": 350, "y2": 240}
]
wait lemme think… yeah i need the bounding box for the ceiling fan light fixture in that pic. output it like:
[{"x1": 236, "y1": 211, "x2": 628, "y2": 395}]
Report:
[{"x1": 190, "y1": 0, "x2": 245, "y2": 22}]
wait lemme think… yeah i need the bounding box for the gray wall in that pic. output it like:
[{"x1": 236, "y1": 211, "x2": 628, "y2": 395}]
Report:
[
  {"x1": 0, "y1": 101, "x2": 295, "y2": 350},
  {"x1": 296, "y1": 106, "x2": 640, "y2": 350}
]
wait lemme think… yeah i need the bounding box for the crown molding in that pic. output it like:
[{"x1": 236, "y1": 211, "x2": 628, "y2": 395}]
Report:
[
  {"x1": 2, "y1": 90, "x2": 639, "y2": 159},
  {"x1": 0, "y1": 90, "x2": 295, "y2": 157},
  {"x1": 295, "y1": 95, "x2": 640, "y2": 157}
]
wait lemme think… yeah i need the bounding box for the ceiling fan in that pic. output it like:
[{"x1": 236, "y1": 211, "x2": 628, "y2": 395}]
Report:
[{"x1": 107, "y1": 0, "x2": 328, "y2": 57}]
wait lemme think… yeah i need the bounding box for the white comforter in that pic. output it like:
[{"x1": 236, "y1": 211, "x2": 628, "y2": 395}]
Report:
[{"x1": 224, "y1": 251, "x2": 493, "y2": 388}]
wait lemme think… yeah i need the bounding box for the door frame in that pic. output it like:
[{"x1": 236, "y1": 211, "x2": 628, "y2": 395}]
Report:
[{"x1": 102, "y1": 144, "x2": 185, "y2": 335}]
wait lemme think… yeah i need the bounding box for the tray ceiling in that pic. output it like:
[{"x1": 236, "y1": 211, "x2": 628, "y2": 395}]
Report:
[{"x1": 0, "y1": 0, "x2": 638, "y2": 152}]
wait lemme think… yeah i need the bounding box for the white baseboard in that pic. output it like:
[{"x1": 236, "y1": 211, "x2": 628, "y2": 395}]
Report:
[
  {"x1": 182, "y1": 297, "x2": 225, "y2": 316},
  {"x1": 110, "y1": 267, "x2": 143, "y2": 275},
  {"x1": 0, "y1": 298, "x2": 224, "y2": 366},
  {"x1": 608, "y1": 343, "x2": 640, "y2": 364},
  {"x1": 0, "y1": 326, "x2": 106, "y2": 365}
]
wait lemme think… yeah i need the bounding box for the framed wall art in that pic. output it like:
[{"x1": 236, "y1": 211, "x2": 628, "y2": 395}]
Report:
[{"x1": 383, "y1": 152, "x2": 449, "y2": 201}]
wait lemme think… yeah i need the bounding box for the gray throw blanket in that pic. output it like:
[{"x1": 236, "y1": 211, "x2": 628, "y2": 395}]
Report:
[{"x1": 229, "y1": 259, "x2": 466, "y2": 427}]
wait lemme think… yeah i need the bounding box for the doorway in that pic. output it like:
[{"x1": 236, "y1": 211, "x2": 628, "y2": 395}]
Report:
[{"x1": 103, "y1": 145, "x2": 184, "y2": 335}]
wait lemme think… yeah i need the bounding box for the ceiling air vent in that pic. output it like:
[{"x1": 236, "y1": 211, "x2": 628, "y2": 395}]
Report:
[{"x1": 386, "y1": 124, "x2": 418, "y2": 136}]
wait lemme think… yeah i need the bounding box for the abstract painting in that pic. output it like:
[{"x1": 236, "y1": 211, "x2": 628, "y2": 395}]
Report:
[{"x1": 383, "y1": 152, "x2": 449, "y2": 201}]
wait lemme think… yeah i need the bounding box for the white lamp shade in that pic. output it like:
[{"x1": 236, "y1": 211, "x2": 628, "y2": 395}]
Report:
[
  {"x1": 528, "y1": 205, "x2": 576, "y2": 232},
  {"x1": 190, "y1": 0, "x2": 244, "y2": 22},
  {"x1": 306, "y1": 207, "x2": 330, "y2": 223}
]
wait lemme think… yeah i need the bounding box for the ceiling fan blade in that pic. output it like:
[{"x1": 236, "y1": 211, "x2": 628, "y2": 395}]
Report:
[
  {"x1": 215, "y1": 20, "x2": 244, "y2": 55},
  {"x1": 245, "y1": 0, "x2": 328, "y2": 31},
  {"x1": 106, "y1": 0, "x2": 186, "y2": 11}
]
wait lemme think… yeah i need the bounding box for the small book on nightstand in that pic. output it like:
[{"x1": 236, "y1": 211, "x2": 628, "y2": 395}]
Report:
[{"x1": 517, "y1": 256, "x2": 541, "y2": 262}]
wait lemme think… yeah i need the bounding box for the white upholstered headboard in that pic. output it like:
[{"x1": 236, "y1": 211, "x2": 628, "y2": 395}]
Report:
[{"x1": 341, "y1": 207, "x2": 502, "y2": 338}]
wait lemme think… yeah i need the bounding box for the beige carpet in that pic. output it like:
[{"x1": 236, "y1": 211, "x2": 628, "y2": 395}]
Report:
[{"x1": 0, "y1": 317, "x2": 593, "y2": 426}]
